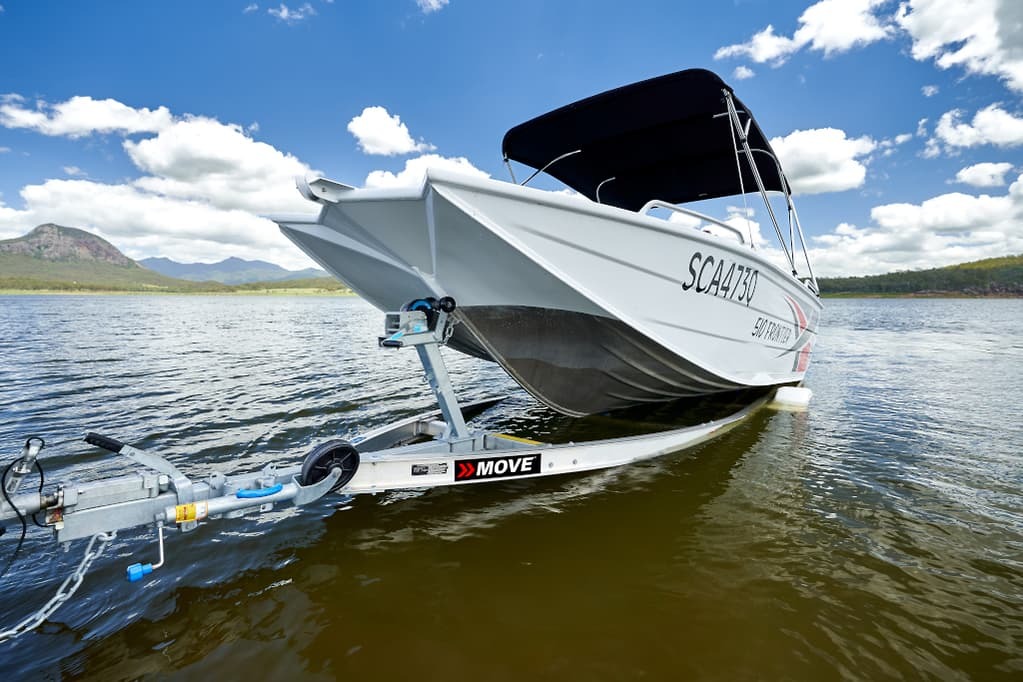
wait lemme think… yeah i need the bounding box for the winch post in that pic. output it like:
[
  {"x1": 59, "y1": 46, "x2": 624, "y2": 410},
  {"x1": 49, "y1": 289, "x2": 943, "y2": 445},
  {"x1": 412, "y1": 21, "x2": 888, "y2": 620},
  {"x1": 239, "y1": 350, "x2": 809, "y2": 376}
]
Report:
[
  {"x1": 416, "y1": 340, "x2": 469, "y2": 440},
  {"x1": 379, "y1": 299, "x2": 470, "y2": 441}
]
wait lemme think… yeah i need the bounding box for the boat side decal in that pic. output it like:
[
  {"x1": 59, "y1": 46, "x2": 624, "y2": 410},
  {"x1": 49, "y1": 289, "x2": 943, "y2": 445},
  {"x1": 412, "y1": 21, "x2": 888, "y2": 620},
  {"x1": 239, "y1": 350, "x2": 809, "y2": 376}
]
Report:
[
  {"x1": 782, "y1": 295, "x2": 814, "y2": 371},
  {"x1": 680, "y1": 251, "x2": 759, "y2": 307}
]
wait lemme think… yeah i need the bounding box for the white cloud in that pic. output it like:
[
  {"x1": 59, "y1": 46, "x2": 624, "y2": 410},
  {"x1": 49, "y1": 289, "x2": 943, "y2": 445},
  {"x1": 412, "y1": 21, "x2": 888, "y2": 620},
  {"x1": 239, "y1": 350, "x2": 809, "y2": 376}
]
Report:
[
  {"x1": 930, "y1": 104, "x2": 1023, "y2": 153},
  {"x1": 810, "y1": 174, "x2": 1023, "y2": 275},
  {"x1": 896, "y1": 0, "x2": 1023, "y2": 93},
  {"x1": 364, "y1": 154, "x2": 489, "y2": 189},
  {"x1": 417, "y1": 0, "x2": 449, "y2": 13},
  {"x1": 733, "y1": 65, "x2": 755, "y2": 80},
  {"x1": 717, "y1": 1, "x2": 1023, "y2": 94},
  {"x1": 0, "y1": 95, "x2": 173, "y2": 138},
  {"x1": 715, "y1": 0, "x2": 894, "y2": 65},
  {"x1": 715, "y1": 25, "x2": 802, "y2": 65},
  {"x1": 347, "y1": 106, "x2": 435, "y2": 156},
  {"x1": 124, "y1": 116, "x2": 316, "y2": 214},
  {"x1": 921, "y1": 84, "x2": 939, "y2": 96},
  {"x1": 770, "y1": 127, "x2": 877, "y2": 194},
  {"x1": 243, "y1": 3, "x2": 258, "y2": 13},
  {"x1": 0, "y1": 179, "x2": 310, "y2": 267},
  {"x1": 268, "y1": 3, "x2": 316, "y2": 24},
  {"x1": 954, "y1": 161, "x2": 1014, "y2": 187},
  {"x1": 0, "y1": 96, "x2": 324, "y2": 269},
  {"x1": 0, "y1": 146, "x2": 10, "y2": 153},
  {"x1": 63, "y1": 165, "x2": 84, "y2": 176}
]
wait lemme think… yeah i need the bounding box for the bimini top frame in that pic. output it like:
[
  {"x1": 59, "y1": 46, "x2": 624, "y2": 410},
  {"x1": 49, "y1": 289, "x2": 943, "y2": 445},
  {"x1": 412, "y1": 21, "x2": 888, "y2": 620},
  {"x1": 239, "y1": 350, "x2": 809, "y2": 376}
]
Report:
[{"x1": 501, "y1": 68, "x2": 819, "y2": 293}]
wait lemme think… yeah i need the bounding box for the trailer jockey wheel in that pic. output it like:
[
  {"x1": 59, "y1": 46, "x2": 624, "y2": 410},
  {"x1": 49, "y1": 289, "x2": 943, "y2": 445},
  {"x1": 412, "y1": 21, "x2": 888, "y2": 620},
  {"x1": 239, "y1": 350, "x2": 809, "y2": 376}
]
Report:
[{"x1": 300, "y1": 440, "x2": 360, "y2": 493}]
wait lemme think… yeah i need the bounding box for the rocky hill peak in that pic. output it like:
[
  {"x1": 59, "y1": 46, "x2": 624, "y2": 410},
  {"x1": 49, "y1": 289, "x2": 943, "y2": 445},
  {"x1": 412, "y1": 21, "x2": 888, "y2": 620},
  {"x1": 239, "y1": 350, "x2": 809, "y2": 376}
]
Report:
[{"x1": 0, "y1": 224, "x2": 137, "y2": 267}]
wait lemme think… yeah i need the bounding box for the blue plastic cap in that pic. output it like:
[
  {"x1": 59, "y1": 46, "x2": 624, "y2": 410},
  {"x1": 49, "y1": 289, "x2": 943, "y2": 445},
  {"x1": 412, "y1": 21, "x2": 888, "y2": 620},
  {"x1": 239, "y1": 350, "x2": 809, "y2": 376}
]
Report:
[{"x1": 126, "y1": 562, "x2": 153, "y2": 582}]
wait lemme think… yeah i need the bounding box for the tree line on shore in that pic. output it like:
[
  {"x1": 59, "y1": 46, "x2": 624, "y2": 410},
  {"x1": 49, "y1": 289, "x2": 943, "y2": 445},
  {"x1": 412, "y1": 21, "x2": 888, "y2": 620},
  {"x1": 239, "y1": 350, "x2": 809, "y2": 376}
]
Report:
[{"x1": 817, "y1": 255, "x2": 1023, "y2": 296}]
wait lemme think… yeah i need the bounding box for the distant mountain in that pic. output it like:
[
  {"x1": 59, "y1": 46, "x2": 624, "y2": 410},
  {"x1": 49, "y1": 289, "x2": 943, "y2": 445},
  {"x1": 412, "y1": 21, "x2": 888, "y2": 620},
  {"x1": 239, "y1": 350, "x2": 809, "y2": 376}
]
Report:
[
  {"x1": 0, "y1": 224, "x2": 228, "y2": 291},
  {"x1": 818, "y1": 255, "x2": 1023, "y2": 296},
  {"x1": 0, "y1": 223, "x2": 136, "y2": 266},
  {"x1": 139, "y1": 256, "x2": 326, "y2": 284}
]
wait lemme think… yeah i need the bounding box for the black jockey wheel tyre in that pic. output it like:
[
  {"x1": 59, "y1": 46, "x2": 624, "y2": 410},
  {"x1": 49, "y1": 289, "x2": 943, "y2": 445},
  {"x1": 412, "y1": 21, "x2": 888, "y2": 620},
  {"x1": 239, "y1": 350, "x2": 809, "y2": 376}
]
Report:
[{"x1": 300, "y1": 440, "x2": 360, "y2": 494}]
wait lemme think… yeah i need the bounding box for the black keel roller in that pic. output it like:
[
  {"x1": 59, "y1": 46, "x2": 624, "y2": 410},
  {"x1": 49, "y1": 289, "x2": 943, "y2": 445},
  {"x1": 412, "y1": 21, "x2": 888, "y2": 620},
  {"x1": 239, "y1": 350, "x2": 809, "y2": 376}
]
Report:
[{"x1": 299, "y1": 440, "x2": 360, "y2": 493}]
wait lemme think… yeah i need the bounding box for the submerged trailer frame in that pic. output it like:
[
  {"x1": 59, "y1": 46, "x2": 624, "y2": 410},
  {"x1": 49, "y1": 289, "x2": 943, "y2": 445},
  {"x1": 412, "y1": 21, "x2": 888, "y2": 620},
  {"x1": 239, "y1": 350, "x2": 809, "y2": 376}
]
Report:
[{"x1": 0, "y1": 298, "x2": 783, "y2": 641}]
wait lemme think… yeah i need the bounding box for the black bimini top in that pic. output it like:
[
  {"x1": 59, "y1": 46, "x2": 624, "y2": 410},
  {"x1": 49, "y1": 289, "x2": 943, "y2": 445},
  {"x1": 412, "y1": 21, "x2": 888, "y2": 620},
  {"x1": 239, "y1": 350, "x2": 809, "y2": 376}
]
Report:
[{"x1": 501, "y1": 69, "x2": 787, "y2": 211}]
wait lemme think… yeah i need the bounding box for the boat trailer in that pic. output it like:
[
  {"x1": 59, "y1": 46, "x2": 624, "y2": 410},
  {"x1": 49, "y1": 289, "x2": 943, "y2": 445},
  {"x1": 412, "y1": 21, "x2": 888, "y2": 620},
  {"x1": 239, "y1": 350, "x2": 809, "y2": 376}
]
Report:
[{"x1": 0, "y1": 297, "x2": 796, "y2": 642}]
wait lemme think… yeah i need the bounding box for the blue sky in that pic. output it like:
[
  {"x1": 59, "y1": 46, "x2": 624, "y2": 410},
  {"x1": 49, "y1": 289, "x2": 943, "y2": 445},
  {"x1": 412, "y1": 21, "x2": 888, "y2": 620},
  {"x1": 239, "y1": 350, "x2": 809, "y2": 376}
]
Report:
[{"x1": 0, "y1": 0, "x2": 1021, "y2": 275}]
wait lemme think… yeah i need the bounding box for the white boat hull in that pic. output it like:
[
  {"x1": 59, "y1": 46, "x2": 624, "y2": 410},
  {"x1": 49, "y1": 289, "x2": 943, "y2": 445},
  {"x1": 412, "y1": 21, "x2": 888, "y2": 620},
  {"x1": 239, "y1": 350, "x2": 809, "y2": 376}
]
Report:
[{"x1": 274, "y1": 169, "x2": 821, "y2": 415}]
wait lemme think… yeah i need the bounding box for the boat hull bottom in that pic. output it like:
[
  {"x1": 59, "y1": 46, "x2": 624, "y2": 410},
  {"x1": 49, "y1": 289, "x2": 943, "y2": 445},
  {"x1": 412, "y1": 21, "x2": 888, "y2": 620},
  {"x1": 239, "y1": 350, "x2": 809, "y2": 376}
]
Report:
[{"x1": 457, "y1": 306, "x2": 751, "y2": 416}]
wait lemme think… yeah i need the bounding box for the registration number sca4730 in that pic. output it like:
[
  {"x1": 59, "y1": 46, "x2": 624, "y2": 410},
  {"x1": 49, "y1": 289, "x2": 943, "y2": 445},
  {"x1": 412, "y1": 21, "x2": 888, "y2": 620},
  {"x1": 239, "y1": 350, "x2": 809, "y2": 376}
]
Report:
[{"x1": 680, "y1": 251, "x2": 758, "y2": 306}]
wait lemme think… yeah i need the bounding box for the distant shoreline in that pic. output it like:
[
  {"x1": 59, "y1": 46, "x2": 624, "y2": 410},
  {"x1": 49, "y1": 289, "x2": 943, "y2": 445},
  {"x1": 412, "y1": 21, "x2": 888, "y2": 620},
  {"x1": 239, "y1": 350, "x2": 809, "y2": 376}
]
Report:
[{"x1": 821, "y1": 292, "x2": 1022, "y2": 299}]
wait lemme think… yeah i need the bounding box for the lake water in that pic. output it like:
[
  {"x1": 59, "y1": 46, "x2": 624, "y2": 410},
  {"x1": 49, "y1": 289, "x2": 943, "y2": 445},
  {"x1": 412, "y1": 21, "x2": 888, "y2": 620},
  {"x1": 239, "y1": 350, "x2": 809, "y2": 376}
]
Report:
[{"x1": 0, "y1": 295, "x2": 1020, "y2": 680}]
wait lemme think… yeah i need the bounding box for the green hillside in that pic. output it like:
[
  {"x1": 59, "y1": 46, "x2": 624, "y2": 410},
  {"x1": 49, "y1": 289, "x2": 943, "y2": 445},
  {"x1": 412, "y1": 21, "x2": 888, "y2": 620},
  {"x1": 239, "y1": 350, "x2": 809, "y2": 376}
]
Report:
[
  {"x1": 818, "y1": 255, "x2": 1023, "y2": 296},
  {"x1": 0, "y1": 253, "x2": 232, "y2": 292},
  {"x1": 0, "y1": 224, "x2": 350, "y2": 294}
]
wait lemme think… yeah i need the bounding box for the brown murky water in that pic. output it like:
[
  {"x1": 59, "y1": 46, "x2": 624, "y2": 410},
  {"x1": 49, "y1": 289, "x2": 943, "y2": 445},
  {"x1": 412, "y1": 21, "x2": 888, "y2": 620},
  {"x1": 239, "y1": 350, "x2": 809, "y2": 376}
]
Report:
[{"x1": 1, "y1": 296, "x2": 1020, "y2": 680}]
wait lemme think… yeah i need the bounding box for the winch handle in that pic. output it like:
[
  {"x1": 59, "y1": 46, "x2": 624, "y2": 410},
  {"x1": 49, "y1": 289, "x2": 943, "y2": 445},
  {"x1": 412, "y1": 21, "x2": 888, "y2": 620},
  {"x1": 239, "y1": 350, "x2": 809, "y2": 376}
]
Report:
[{"x1": 85, "y1": 432, "x2": 125, "y2": 454}]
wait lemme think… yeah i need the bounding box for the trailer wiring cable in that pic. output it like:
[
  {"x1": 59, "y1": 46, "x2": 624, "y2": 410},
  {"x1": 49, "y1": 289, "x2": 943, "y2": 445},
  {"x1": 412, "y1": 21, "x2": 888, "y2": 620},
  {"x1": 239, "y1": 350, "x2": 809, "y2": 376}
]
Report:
[{"x1": 0, "y1": 442, "x2": 46, "y2": 581}]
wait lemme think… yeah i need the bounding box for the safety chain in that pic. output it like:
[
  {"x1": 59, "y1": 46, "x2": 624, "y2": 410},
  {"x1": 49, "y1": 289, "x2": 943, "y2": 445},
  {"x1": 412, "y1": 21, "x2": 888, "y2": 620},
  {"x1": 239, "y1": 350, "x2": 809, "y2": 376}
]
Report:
[
  {"x1": 0, "y1": 531, "x2": 117, "y2": 643},
  {"x1": 442, "y1": 315, "x2": 460, "y2": 344}
]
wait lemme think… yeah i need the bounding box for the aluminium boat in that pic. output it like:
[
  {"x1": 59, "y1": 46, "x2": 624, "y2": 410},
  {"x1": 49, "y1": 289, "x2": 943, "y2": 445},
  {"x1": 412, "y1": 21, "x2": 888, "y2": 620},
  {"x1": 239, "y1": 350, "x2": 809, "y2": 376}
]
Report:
[{"x1": 272, "y1": 68, "x2": 822, "y2": 416}]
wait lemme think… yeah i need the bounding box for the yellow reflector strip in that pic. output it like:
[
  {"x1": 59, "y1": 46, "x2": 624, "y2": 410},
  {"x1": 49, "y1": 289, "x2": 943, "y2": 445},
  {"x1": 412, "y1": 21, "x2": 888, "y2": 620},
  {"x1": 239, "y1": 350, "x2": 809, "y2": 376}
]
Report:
[{"x1": 494, "y1": 433, "x2": 542, "y2": 445}]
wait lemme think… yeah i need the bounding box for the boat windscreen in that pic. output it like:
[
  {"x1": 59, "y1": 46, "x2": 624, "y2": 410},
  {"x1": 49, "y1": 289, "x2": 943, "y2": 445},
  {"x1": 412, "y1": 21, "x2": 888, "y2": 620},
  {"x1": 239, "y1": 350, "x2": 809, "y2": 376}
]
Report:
[{"x1": 501, "y1": 69, "x2": 786, "y2": 211}]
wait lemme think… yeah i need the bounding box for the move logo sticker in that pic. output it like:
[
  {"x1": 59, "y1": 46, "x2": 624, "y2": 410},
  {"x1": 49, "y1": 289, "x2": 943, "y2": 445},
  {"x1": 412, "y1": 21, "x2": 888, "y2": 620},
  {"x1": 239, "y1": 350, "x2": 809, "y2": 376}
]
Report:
[{"x1": 455, "y1": 453, "x2": 541, "y2": 481}]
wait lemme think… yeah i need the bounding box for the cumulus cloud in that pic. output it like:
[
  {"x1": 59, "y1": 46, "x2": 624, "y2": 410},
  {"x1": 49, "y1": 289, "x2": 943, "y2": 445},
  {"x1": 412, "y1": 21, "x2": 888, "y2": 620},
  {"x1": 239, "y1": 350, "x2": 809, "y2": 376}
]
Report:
[
  {"x1": 63, "y1": 166, "x2": 84, "y2": 176},
  {"x1": 0, "y1": 178, "x2": 308, "y2": 267},
  {"x1": 416, "y1": 0, "x2": 449, "y2": 13},
  {"x1": 954, "y1": 161, "x2": 1014, "y2": 187},
  {"x1": 896, "y1": 0, "x2": 1023, "y2": 93},
  {"x1": 0, "y1": 95, "x2": 173, "y2": 138},
  {"x1": 770, "y1": 127, "x2": 877, "y2": 194},
  {"x1": 715, "y1": 0, "x2": 893, "y2": 65},
  {"x1": 347, "y1": 106, "x2": 435, "y2": 155},
  {"x1": 363, "y1": 154, "x2": 489, "y2": 189},
  {"x1": 733, "y1": 65, "x2": 755, "y2": 80},
  {"x1": 810, "y1": 173, "x2": 1023, "y2": 275},
  {"x1": 930, "y1": 104, "x2": 1023, "y2": 152},
  {"x1": 243, "y1": 3, "x2": 258, "y2": 13},
  {"x1": 268, "y1": 3, "x2": 315, "y2": 24},
  {"x1": 921, "y1": 84, "x2": 939, "y2": 96},
  {"x1": 717, "y1": 1, "x2": 1023, "y2": 94},
  {"x1": 0, "y1": 96, "x2": 324, "y2": 268},
  {"x1": 0, "y1": 93, "x2": 497, "y2": 269},
  {"x1": 124, "y1": 116, "x2": 315, "y2": 214}
]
